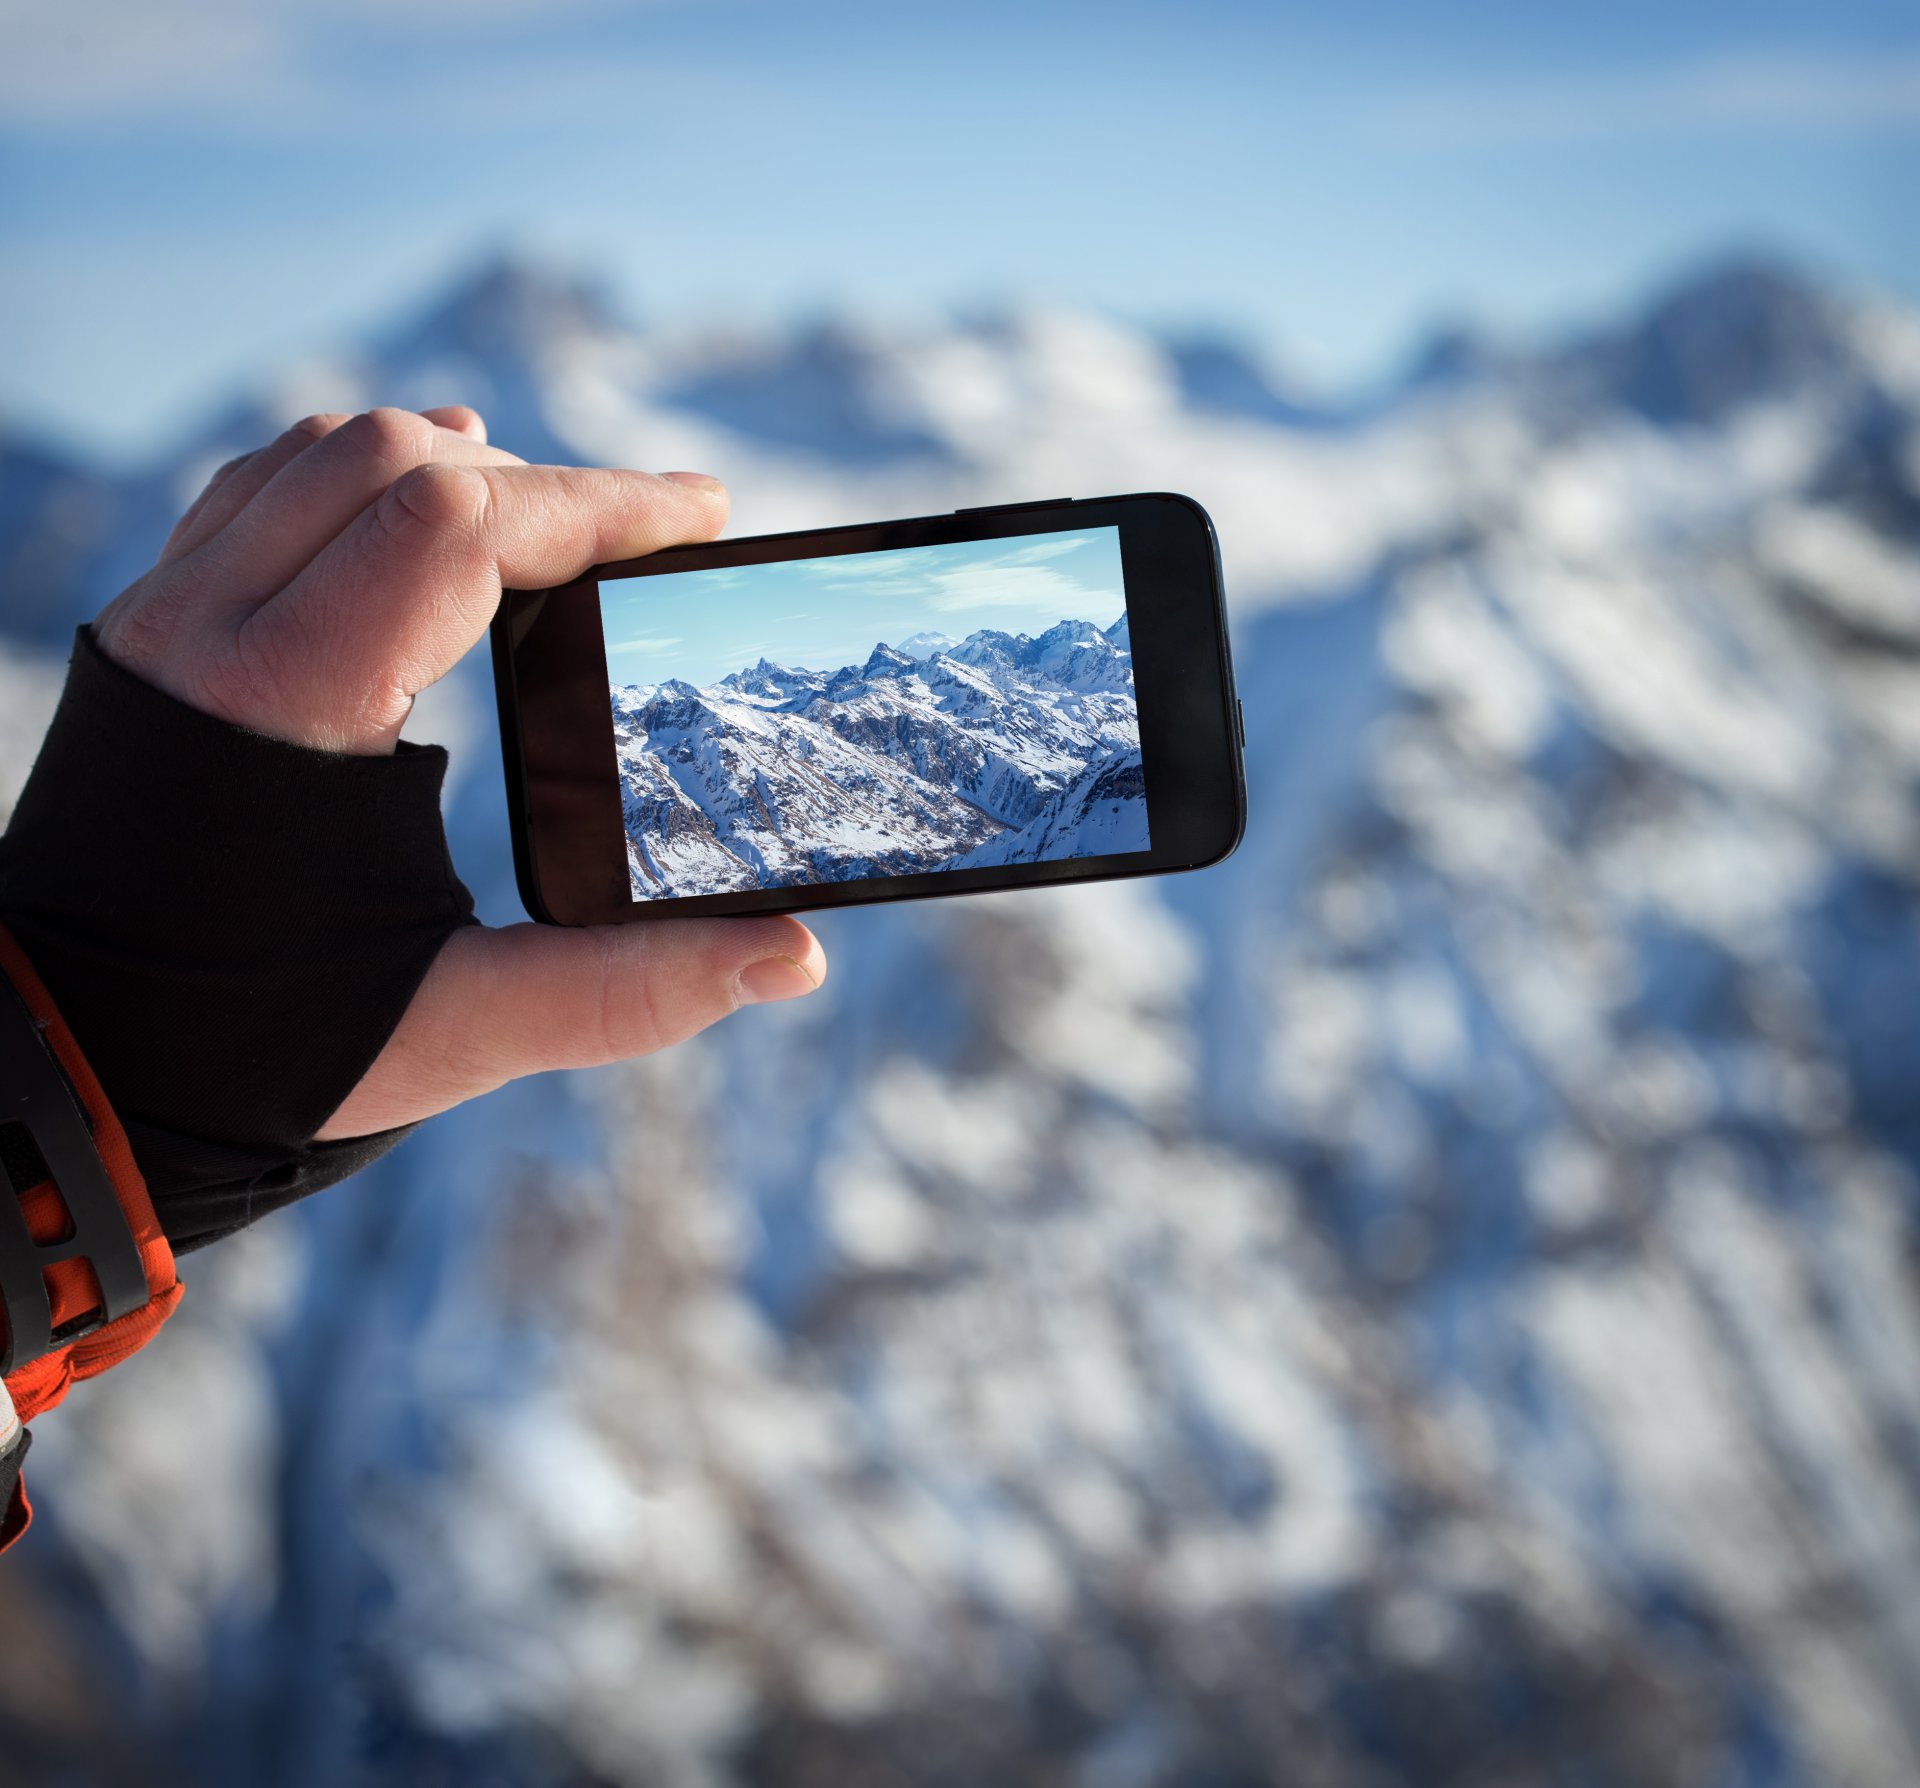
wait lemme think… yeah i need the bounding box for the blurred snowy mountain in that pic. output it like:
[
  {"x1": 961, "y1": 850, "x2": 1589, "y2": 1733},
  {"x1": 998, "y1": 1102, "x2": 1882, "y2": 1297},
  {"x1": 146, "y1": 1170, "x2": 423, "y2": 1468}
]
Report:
[{"x1": 1, "y1": 251, "x2": 1918, "y2": 1788}]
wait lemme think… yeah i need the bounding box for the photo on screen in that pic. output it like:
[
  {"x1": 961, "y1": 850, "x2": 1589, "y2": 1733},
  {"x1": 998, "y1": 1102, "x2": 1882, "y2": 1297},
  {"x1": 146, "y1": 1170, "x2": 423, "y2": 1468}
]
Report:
[{"x1": 599, "y1": 526, "x2": 1148, "y2": 899}]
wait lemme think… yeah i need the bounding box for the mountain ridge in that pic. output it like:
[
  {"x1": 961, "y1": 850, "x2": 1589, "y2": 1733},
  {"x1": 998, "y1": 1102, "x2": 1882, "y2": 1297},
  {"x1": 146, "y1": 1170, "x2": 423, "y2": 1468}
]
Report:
[
  {"x1": 0, "y1": 249, "x2": 1891, "y2": 652},
  {"x1": 614, "y1": 616, "x2": 1146, "y2": 897},
  {"x1": 0, "y1": 248, "x2": 1917, "y2": 1788}
]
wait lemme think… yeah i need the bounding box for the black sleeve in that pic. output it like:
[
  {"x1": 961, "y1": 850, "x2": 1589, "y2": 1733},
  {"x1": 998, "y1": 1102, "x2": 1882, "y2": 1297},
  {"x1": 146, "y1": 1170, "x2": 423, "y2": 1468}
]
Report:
[
  {"x1": 0, "y1": 627, "x2": 478, "y2": 1254},
  {"x1": 0, "y1": 1424, "x2": 28, "y2": 1548}
]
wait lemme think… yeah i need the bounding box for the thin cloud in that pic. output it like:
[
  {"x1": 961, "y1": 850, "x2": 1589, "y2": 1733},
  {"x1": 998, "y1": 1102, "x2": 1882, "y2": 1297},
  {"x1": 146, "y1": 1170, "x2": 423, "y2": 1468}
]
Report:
[
  {"x1": 796, "y1": 552, "x2": 926, "y2": 582},
  {"x1": 810, "y1": 537, "x2": 1109, "y2": 608},
  {"x1": 0, "y1": 0, "x2": 696, "y2": 132},
  {"x1": 996, "y1": 535, "x2": 1095, "y2": 564},
  {"x1": 817, "y1": 578, "x2": 920, "y2": 598},
  {"x1": 924, "y1": 563, "x2": 1118, "y2": 614},
  {"x1": 1372, "y1": 51, "x2": 1920, "y2": 150},
  {"x1": 607, "y1": 633, "x2": 684, "y2": 653}
]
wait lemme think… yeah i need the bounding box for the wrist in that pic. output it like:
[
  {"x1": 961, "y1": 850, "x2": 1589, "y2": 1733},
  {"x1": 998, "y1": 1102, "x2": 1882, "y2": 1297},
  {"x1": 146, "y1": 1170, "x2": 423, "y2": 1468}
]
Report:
[{"x1": 0, "y1": 627, "x2": 477, "y2": 1250}]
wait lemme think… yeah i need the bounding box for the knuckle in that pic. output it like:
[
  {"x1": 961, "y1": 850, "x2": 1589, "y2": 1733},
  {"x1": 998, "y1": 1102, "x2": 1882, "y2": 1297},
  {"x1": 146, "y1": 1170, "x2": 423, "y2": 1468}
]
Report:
[
  {"x1": 106, "y1": 557, "x2": 226, "y2": 649},
  {"x1": 93, "y1": 577, "x2": 179, "y2": 671},
  {"x1": 596, "y1": 928, "x2": 666, "y2": 1061},
  {"x1": 97, "y1": 579, "x2": 267, "y2": 730},
  {"x1": 340, "y1": 405, "x2": 435, "y2": 468},
  {"x1": 288, "y1": 410, "x2": 349, "y2": 444},
  {"x1": 385, "y1": 462, "x2": 492, "y2": 542}
]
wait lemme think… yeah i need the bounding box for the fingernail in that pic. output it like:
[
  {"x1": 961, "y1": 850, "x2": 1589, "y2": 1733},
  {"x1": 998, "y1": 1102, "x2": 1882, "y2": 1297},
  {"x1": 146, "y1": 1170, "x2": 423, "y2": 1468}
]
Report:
[
  {"x1": 661, "y1": 470, "x2": 725, "y2": 494},
  {"x1": 735, "y1": 953, "x2": 820, "y2": 1006}
]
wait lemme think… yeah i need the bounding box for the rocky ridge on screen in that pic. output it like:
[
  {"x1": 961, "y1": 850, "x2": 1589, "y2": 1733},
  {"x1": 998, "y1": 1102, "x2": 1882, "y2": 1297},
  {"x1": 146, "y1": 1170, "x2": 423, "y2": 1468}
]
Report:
[{"x1": 612, "y1": 614, "x2": 1147, "y2": 897}]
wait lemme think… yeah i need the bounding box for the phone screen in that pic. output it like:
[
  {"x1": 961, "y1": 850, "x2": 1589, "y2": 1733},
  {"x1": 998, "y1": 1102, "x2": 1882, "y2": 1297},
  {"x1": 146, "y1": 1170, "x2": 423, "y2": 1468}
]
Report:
[{"x1": 596, "y1": 525, "x2": 1148, "y2": 900}]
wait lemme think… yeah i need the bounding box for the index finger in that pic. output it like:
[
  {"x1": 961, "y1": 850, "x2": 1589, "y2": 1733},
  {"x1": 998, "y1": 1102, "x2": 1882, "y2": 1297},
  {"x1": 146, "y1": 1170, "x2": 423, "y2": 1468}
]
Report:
[{"x1": 246, "y1": 463, "x2": 729, "y2": 748}]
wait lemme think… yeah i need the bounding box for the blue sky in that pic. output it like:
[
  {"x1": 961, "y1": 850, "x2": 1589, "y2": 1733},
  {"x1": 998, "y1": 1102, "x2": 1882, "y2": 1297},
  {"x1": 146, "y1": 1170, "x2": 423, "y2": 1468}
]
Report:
[
  {"x1": 601, "y1": 527, "x2": 1125, "y2": 690},
  {"x1": 1, "y1": 0, "x2": 1916, "y2": 464}
]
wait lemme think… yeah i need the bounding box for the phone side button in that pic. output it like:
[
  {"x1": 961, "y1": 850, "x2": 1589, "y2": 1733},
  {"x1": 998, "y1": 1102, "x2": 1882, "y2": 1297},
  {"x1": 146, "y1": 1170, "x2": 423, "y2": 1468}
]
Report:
[
  {"x1": 954, "y1": 499, "x2": 1073, "y2": 515},
  {"x1": 1236, "y1": 699, "x2": 1246, "y2": 750}
]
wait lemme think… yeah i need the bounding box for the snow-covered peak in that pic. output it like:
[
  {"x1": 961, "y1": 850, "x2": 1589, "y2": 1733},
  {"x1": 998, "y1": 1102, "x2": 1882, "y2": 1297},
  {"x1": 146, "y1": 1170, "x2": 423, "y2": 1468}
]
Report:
[
  {"x1": 655, "y1": 318, "x2": 953, "y2": 467},
  {"x1": 1023, "y1": 616, "x2": 1132, "y2": 693},
  {"x1": 930, "y1": 618, "x2": 1133, "y2": 695},
  {"x1": 883, "y1": 302, "x2": 1183, "y2": 450},
  {"x1": 720, "y1": 657, "x2": 819, "y2": 702},
  {"x1": 943, "y1": 627, "x2": 1022, "y2": 674},
  {"x1": 1162, "y1": 331, "x2": 1326, "y2": 427},
  {"x1": 1387, "y1": 256, "x2": 1867, "y2": 430},
  {"x1": 896, "y1": 629, "x2": 958, "y2": 659},
  {"x1": 1397, "y1": 319, "x2": 1528, "y2": 397},
  {"x1": 1033, "y1": 617, "x2": 1105, "y2": 645},
  {"x1": 862, "y1": 640, "x2": 919, "y2": 678},
  {"x1": 1551, "y1": 254, "x2": 1859, "y2": 425},
  {"x1": 620, "y1": 675, "x2": 718, "y2": 723},
  {"x1": 378, "y1": 251, "x2": 630, "y2": 367}
]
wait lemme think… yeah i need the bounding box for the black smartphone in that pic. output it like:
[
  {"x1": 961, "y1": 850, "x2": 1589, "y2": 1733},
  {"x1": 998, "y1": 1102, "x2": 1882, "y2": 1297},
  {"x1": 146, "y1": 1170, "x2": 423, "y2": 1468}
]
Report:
[{"x1": 491, "y1": 492, "x2": 1246, "y2": 925}]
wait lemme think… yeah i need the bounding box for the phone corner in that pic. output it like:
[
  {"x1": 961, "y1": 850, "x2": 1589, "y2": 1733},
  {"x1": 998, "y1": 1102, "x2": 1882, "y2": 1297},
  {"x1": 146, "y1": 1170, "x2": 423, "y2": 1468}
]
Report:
[
  {"x1": 1136, "y1": 490, "x2": 1220, "y2": 535},
  {"x1": 1197, "y1": 826, "x2": 1247, "y2": 875},
  {"x1": 1189, "y1": 789, "x2": 1249, "y2": 874}
]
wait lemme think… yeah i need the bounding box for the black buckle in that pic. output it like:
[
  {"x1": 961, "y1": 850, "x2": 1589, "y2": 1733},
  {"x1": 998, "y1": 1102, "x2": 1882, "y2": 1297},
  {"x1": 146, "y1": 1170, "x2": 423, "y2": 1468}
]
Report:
[{"x1": 0, "y1": 972, "x2": 150, "y2": 1375}]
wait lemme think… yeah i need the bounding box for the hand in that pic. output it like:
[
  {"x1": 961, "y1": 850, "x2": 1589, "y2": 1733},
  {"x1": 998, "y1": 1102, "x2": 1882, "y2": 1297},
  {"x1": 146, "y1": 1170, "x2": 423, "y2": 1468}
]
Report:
[{"x1": 94, "y1": 406, "x2": 826, "y2": 1140}]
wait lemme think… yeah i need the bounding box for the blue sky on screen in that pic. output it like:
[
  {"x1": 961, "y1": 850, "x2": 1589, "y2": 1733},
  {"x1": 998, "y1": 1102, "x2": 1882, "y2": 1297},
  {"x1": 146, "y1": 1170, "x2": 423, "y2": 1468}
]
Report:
[
  {"x1": 601, "y1": 527, "x2": 1126, "y2": 691},
  {"x1": 0, "y1": 0, "x2": 1914, "y2": 460}
]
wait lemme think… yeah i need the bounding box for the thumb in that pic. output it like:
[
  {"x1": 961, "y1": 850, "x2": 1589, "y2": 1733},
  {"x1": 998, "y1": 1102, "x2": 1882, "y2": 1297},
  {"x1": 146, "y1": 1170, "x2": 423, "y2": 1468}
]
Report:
[{"x1": 316, "y1": 915, "x2": 826, "y2": 1139}]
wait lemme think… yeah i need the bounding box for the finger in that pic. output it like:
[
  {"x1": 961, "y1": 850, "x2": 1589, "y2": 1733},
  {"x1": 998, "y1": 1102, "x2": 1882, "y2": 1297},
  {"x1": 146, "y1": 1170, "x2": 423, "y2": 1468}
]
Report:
[
  {"x1": 158, "y1": 412, "x2": 351, "y2": 565},
  {"x1": 185, "y1": 407, "x2": 526, "y2": 607},
  {"x1": 250, "y1": 464, "x2": 729, "y2": 745},
  {"x1": 313, "y1": 915, "x2": 826, "y2": 1138},
  {"x1": 164, "y1": 452, "x2": 256, "y2": 560},
  {"x1": 419, "y1": 404, "x2": 486, "y2": 443}
]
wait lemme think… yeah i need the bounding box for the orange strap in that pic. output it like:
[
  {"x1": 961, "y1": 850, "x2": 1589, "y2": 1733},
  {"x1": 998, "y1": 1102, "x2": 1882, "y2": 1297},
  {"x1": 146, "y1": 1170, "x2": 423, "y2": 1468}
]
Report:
[{"x1": 0, "y1": 921, "x2": 182, "y2": 1550}]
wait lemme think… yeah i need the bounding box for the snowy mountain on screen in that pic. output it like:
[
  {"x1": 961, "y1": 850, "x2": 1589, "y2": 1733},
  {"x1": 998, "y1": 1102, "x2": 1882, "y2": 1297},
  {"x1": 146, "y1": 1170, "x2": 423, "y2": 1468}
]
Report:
[
  {"x1": 3, "y1": 251, "x2": 1919, "y2": 1788},
  {"x1": 615, "y1": 617, "x2": 1146, "y2": 896}
]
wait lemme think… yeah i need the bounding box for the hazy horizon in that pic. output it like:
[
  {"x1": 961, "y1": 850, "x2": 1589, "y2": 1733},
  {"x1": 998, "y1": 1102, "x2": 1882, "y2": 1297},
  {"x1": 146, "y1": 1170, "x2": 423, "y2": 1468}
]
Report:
[
  {"x1": 610, "y1": 611, "x2": 1127, "y2": 697},
  {"x1": 4, "y1": 2, "x2": 1912, "y2": 463}
]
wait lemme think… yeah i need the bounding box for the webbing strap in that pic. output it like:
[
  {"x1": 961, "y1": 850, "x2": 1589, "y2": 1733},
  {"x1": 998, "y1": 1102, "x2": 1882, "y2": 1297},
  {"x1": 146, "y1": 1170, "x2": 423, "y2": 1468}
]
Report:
[{"x1": 0, "y1": 970, "x2": 150, "y2": 1374}]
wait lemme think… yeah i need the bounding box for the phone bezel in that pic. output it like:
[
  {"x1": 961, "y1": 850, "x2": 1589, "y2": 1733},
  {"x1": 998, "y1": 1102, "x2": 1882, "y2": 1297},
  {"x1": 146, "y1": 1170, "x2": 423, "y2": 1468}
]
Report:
[{"x1": 493, "y1": 492, "x2": 1245, "y2": 925}]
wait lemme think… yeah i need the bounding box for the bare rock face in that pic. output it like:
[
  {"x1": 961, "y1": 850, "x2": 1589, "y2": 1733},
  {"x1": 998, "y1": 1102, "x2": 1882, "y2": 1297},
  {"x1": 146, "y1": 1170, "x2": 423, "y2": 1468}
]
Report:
[{"x1": 2, "y1": 253, "x2": 1918, "y2": 1788}]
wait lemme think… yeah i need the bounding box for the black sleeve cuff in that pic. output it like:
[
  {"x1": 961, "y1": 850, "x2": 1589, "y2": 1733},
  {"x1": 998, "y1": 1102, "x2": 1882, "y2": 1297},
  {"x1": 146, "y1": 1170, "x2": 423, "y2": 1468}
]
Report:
[
  {"x1": 0, "y1": 627, "x2": 477, "y2": 1253},
  {"x1": 0, "y1": 1423, "x2": 29, "y2": 1552}
]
